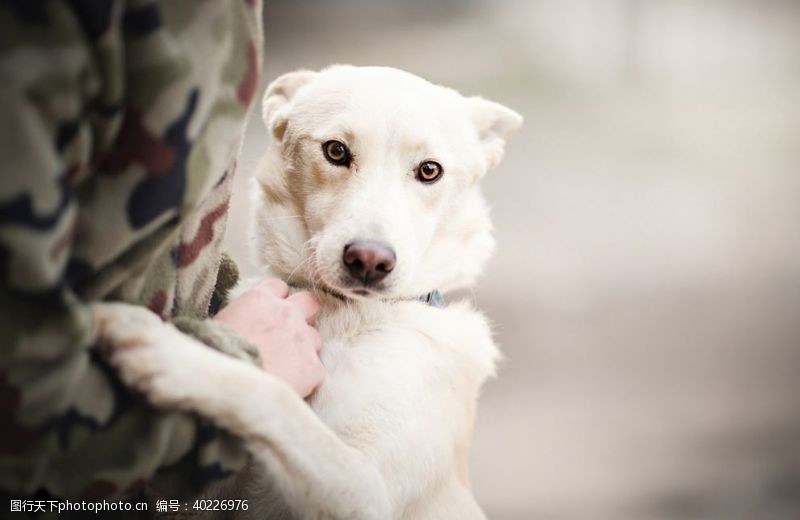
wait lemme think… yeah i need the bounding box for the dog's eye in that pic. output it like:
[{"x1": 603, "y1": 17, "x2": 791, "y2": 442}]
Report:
[
  {"x1": 322, "y1": 140, "x2": 351, "y2": 166},
  {"x1": 416, "y1": 161, "x2": 443, "y2": 183}
]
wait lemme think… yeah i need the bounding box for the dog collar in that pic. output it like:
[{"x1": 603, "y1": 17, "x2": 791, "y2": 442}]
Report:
[
  {"x1": 418, "y1": 290, "x2": 444, "y2": 308},
  {"x1": 287, "y1": 282, "x2": 444, "y2": 308}
]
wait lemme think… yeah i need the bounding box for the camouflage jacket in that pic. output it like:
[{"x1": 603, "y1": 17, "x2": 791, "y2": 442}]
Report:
[{"x1": 0, "y1": 0, "x2": 263, "y2": 505}]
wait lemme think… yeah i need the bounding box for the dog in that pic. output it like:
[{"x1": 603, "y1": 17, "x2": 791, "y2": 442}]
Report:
[{"x1": 94, "y1": 65, "x2": 521, "y2": 519}]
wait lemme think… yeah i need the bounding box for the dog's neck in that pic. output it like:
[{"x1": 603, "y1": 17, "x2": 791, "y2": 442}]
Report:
[{"x1": 286, "y1": 281, "x2": 444, "y2": 309}]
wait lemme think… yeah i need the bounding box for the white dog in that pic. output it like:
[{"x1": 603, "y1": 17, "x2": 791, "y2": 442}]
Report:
[{"x1": 94, "y1": 65, "x2": 521, "y2": 519}]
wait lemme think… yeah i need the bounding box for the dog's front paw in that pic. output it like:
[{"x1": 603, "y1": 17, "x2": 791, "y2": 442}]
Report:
[{"x1": 91, "y1": 303, "x2": 203, "y2": 409}]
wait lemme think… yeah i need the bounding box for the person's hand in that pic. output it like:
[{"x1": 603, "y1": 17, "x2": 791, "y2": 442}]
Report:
[{"x1": 213, "y1": 278, "x2": 324, "y2": 398}]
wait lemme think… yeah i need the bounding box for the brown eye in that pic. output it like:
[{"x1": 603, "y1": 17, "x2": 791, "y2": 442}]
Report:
[
  {"x1": 323, "y1": 140, "x2": 351, "y2": 166},
  {"x1": 416, "y1": 161, "x2": 443, "y2": 183}
]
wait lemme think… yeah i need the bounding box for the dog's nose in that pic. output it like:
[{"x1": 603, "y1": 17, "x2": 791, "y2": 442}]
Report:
[{"x1": 343, "y1": 241, "x2": 396, "y2": 285}]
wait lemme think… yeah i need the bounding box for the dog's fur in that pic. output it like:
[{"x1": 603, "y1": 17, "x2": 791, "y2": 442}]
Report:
[{"x1": 93, "y1": 65, "x2": 521, "y2": 519}]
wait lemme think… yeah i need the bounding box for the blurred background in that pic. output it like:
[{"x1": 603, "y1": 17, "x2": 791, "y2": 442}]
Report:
[{"x1": 223, "y1": 1, "x2": 800, "y2": 518}]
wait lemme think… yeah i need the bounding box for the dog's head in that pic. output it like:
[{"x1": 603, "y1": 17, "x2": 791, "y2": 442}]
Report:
[{"x1": 251, "y1": 65, "x2": 521, "y2": 300}]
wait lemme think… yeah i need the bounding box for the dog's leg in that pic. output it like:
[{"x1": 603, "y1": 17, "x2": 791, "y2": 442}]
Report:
[{"x1": 91, "y1": 303, "x2": 391, "y2": 520}]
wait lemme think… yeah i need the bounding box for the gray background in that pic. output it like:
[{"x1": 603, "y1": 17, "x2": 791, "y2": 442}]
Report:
[{"x1": 223, "y1": 1, "x2": 800, "y2": 518}]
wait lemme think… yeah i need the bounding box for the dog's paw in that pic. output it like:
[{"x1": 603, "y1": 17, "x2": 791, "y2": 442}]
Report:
[{"x1": 90, "y1": 303, "x2": 204, "y2": 409}]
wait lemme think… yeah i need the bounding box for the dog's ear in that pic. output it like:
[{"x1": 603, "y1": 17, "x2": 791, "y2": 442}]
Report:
[
  {"x1": 262, "y1": 70, "x2": 317, "y2": 141},
  {"x1": 468, "y1": 97, "x2": 523, "y2": 170}
]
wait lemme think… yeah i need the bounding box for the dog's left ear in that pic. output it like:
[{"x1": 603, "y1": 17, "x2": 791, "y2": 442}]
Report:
[
  {"x1": 262, "y1": 70, "x2": 318, "y2": 141},
  {"x1": 468, "y1": 97, "x2": 523, "y2": 171}
]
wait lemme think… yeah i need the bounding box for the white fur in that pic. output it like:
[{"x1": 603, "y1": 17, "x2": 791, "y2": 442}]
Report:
[{"x1": 94, "y1": 65, "x2": 521, "y2": 519}]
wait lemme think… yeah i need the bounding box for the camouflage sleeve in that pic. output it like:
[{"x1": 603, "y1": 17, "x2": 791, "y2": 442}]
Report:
[
  {"x1": 0, "y1": 0, "x2": 262, "y2": 502},
  {"x1": 176, "y1": 254, "x2": 260, "y2": 366}
]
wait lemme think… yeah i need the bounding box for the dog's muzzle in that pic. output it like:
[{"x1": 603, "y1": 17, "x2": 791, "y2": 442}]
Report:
[{"x1": 342, "y1": 240, "x2": 396, "y2": 286}]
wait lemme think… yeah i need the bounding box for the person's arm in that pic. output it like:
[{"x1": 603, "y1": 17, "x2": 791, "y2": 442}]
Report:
[
  {"x1": 0, "y1": 86, "x2": 321, "y2": 506},
  {"x1": 0, "y1": 16, "x2": 243, "y2": 497},
  {"x1": 0, "y1": 1, "x2": 321, "y2": 501}
]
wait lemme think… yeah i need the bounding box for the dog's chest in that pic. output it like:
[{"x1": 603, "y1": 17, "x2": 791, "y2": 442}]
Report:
[{"x1": 307, "y1": 300, "x2": 470, "y2": 444}]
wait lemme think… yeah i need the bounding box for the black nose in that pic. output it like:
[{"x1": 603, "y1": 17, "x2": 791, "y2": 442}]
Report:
[{"x1": 342, "y1": 241, "x2": 396, "y2": 286}]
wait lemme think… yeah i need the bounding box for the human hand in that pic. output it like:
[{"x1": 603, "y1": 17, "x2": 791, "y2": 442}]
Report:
[{"x1": 213, "y1": 278, "x2": 324, "y2": 398}]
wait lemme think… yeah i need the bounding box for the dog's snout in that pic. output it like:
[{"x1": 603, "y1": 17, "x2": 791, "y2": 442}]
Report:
[{"x1": 343, "y1": 241, "x2": 396, "y2": 286}]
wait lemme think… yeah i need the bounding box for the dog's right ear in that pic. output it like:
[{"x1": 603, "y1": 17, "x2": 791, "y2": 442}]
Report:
[
  {"x1": 262, "y1": 70, "x2": 317, "y2": 141},
  {"x1": 467, "y1": 97, "x2": 523, "y2": 171}
]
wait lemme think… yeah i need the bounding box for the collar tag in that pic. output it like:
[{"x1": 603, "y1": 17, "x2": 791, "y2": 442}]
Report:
[{"x1": 418, "y1": 290, "x2": 444, "y2": 308}]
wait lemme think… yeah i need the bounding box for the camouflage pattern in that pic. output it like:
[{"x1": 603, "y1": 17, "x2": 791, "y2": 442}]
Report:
[{"x1": 0, "y1": 0, "x2": 263, "y2": 507}]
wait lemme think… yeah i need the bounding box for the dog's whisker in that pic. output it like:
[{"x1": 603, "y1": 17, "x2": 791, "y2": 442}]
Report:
[
  {"x1": 285, "y1": 256, "x2": 312, "y2": 286},
  {"x1": 282, "y1": 237, "x2": 317, "y2": 286}
]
